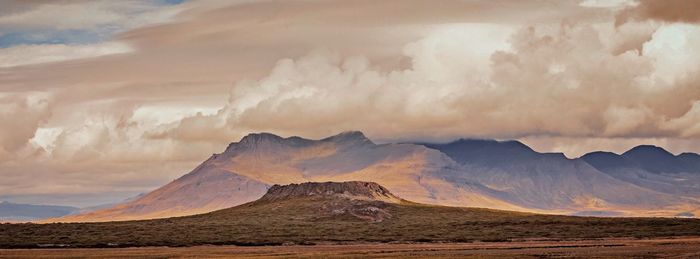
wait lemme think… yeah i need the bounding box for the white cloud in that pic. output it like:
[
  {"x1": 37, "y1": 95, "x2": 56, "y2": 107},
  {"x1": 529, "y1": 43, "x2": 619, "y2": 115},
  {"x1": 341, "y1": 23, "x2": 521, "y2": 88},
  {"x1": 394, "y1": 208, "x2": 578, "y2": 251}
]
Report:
[
  {"x1": 0, "y1": 95, "x2": 50, "y2": 161},
  {"x1": 156, "y1": 22, "x2": 700, "y2": 144},
  {"x1": 643, "y1": 23, "x2": 700, "y2": 86},
  {"x1": 579, "y1": 0, "x2": 636, "y2": 8},
  {"x1": 0, "y1": 42, "x2": 132, "y2": 68}
]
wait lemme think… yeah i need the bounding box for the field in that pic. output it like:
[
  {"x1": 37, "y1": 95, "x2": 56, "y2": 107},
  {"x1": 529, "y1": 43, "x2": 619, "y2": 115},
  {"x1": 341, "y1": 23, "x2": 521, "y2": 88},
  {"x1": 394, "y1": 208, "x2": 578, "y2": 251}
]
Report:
[
  {"x1": 2, "y1": 238, "x2": 700, "y2": 258},
  {"x1": 3, "y1": 196, "x2": 700, "y2": 249}
]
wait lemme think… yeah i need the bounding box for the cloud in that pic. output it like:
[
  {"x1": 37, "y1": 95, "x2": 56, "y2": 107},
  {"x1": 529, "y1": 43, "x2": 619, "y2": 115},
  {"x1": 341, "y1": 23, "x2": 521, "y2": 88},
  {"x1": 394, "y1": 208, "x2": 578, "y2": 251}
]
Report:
[
  {"x1": 0, "y1": 95, "x2": 50, "y2": 161},
  {"x1": 609, "y1": 21, "x2": 658, "y2": 55},
  {"x1": 0, "y1": 101, "x2": 220, "y2": 205},
  {"x1": 616, "y1": 0, "x2": 700, "y2": 26},
  {"x1": 159, "y1": 22, "x2": 700, "y2": 144},
  {"x1": 0, "y1": 42, "x2": 132, "y2": 68},
  {"x1": 0, "y1": 1, "x2": 183, "y2": 32},
  {"x1": 1, "y1": 0, "x2": 699, "y2": 206},
  {"x1": 664, "y1": 101, "x2": 700, "y2": 138},
  {"x1": 0, "y1": 0, "x2": 185, "y2": 50}
]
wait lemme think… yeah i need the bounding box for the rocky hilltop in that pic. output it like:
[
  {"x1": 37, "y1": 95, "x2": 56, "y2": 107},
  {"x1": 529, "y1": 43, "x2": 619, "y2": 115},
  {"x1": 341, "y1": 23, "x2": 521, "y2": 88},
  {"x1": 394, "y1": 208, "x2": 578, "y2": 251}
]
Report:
[
  {"x1": 255, "y1": 181, "x2": 402, "y2": 222},
  {"x1": 259, "y1": 181, "x2": 402, "y2": 203}
]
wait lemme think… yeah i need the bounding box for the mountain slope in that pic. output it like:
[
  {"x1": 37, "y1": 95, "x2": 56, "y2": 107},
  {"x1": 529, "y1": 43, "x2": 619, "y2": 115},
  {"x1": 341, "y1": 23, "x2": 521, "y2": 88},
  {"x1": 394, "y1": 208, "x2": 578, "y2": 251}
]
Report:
[
  {"x1": 5, "y1": 182, "x2": 700, "y2": 248},
  {"x1": 56, "y1": 162, "x2": 269, "y2": 222}
]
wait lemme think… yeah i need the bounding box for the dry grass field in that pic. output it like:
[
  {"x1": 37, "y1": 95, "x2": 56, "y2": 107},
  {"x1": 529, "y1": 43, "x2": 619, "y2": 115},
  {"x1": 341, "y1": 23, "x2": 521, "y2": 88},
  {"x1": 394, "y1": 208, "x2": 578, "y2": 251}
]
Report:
[{"x1": 3, "y1": 195, "x2": 700, "y2": 249}]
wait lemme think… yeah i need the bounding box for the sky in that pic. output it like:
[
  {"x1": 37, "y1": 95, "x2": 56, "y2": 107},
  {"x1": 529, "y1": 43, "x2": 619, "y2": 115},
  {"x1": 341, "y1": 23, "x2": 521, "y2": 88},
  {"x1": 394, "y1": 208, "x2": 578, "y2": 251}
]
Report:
[{"x1": 1, "y1": 0, "x2": 699, "y2": 207}]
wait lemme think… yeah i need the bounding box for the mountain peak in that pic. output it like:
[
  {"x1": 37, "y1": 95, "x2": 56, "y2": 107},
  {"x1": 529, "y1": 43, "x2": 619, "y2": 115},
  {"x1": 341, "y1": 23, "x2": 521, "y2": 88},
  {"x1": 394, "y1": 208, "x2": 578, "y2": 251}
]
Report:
[
  {"x1": 581, "y1": 151, "x2": 633, "y2": 170},
  {"x1": 622, "y1": 145, "x2": 684, "y2": 173},
  {"x1": 239, "y1": 132, "x2": 285, "y2": 144},
  {"x1": 623, "y1": 145, "x2": 674, "y2": 157},
  {"x1": 421, "y1": 138, "x2": 539, "y2": 165},
  {"x1": 222, "y1": 132, "x2": 316, "y2": 153},
  {"x1": 452, "y1": 139, "x2": 536, "y2": 154},
  {"x1": 259, "y1": 181, "x2": 401, "y2": 203},
  {"x1": 321, "y1": 131, "x2": 373, "y2": 144}
]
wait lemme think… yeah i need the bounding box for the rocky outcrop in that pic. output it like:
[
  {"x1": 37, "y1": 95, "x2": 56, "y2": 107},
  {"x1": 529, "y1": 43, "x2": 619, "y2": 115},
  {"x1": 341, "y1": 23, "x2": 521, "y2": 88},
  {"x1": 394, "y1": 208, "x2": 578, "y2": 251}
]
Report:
[
  {"x1": 257, "y1": 181, "x2": 400, "y2": 222},
  {"x1": 259, "y1": 181, "x2": 402, "y2": 203}
]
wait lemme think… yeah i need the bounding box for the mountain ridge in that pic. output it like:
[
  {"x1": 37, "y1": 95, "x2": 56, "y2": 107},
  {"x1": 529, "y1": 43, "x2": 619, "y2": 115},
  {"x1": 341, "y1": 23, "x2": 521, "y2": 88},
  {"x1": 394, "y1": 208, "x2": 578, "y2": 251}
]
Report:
[{"x1": 0, "y1": 201, "x2": 79, "y2": 222}]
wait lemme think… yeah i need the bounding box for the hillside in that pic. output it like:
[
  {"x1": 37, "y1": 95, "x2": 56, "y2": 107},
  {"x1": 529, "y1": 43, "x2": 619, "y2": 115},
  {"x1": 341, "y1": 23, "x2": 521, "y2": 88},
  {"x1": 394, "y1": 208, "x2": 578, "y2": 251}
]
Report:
[
  {"x1": 4, "y1": 182, "x2": 700, "y2": 248},
  {"x1": 56, "y1": 165, "x2": 270, "y2": 222}
]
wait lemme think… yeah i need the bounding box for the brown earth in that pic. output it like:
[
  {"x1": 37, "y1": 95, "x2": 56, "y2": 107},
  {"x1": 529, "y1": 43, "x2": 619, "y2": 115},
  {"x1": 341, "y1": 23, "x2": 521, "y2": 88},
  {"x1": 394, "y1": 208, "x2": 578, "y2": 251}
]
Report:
[{"x1": 2, "y1": 237, "x2": 700, "y2": 258}]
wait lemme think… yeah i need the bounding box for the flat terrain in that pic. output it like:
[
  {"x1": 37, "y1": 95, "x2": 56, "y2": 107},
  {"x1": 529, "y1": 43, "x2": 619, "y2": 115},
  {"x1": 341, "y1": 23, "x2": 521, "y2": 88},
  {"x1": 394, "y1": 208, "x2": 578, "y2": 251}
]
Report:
[
  {"x1": 2, "y1": 237, "x2": 700, "y2": 258},
  {"x1": 3, "y1": 195, "x2": 700, "y2": 248}
]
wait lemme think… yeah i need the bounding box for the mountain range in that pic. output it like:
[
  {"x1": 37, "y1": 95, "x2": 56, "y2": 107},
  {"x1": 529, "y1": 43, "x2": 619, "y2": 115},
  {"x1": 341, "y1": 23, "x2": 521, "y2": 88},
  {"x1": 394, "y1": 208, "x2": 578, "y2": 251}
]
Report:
[
  {"x1": 54, "y1": 131, "x2": 700, "y2": 222},
  {"x1": 0, "y1": 201, "x2": 79, "y2": 222}
]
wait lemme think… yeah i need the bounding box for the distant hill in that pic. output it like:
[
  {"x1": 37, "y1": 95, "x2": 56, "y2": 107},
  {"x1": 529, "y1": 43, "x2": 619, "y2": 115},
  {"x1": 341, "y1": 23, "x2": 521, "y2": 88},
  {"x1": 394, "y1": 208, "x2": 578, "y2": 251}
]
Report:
[
  {"x1": 583, "y1": 145, "x2": 700, "y2": 175},
  {"x1": 582, "y1": 145, "x2": 700, "y2": 200},
  {"x1": 5, "y1": 182, "x2": 700, "y2": 248},
  {"x1": 54, "y1": 131, "x2": 700, "y2": 222},
  {"x1": 421, "y1": 139, "x2": 688, "y2": 213},
  {"x1": 0, "y1": 201, "x2": 79, "y2": 222}
]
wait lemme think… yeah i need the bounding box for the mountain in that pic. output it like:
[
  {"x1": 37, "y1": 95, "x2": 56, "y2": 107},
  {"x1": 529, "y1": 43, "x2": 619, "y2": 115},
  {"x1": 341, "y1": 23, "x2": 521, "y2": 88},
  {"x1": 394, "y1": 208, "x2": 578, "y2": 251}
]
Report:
[
  {"x1": 6, "y1": 182, "x2": 700, "y2": 248},
  {"x1": 582, "y1": 146, "x2": 700, "y2": 199},
  {"x1": 422, "y1": 139, "x2": 694, "y2": 214},
  {"x1": 420, "y1": 139, "x2": 543, "y2": 166},
  {"x1": 578, "y1": 151, "x2": 636, "y2": 170},
  {"x1": 54, "y1": 131, "x2": 528, "y2": 222},
  {"x1": 0, "y1": 201, "x2": 79, "y2": 222},
  {"x1": 56, "y1": 131, "x2": 700, "y2": 222},
  {"x1": 622, "y1": 145, "x2": 690, "y2": 174},
  {"x1": 583, "y1": 145, "x2": 700, "y2": 175},
  {"x1": 680, "y1": 152, "x2": 700, "y2": 170},
  {"x1": 75, "y1": 193, "x2": 147, "y2": 214}
]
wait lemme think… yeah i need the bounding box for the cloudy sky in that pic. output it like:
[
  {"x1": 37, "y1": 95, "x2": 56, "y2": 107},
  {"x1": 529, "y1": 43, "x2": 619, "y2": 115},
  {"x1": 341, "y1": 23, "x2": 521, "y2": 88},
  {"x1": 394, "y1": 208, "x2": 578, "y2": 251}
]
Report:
[{"x1": 1, "y1": 0, "x2": 699, "y2": 206}]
